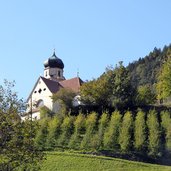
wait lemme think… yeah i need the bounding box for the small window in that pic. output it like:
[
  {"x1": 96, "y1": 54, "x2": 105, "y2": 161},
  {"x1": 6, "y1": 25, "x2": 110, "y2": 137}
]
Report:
[
  {"x1": 58, "y1": 71, "x2": 61, "y2": 77},
  {"x1": 43, "y1": 88, "x2": 46, "y2": 91},
  {"x1": 34, "y1": 91, "x2": 37, "y2": 93},
  {"x1": 38, "y1": 89, "x2": 42, "y2": 93},
  {"x1": 45, "y1": 71, "x2": 47, "y2": 77}
]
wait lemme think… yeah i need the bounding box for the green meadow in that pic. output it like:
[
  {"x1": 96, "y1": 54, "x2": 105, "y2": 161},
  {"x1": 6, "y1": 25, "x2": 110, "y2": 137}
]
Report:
[{"x1": 41, "y1": 152, "x2": 171, "y2": 171}]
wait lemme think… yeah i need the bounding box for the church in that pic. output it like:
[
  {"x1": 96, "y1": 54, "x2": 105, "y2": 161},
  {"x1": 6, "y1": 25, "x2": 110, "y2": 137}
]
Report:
[{"x1": 22, "y1": 51, "x2": 83, "y2": 120}]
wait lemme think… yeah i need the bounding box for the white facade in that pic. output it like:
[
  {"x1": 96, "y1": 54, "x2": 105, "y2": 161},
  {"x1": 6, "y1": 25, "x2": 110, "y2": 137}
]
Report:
[
  {"x1": 22, "y1": 52, "x2": 82, "y2": 121},
  {"x1": 44, "y1": 67, "x2": 65, "y2": 81}
]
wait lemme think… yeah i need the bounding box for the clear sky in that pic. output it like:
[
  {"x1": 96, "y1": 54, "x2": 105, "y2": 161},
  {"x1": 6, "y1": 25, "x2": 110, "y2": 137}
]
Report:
[{"x1": 0, "y1": 0, "x2": 171, "y2": 100}]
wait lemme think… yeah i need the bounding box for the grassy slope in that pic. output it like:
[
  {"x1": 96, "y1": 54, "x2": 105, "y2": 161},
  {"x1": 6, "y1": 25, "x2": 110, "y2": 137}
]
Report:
[{"x1": 41, "y1": 152, "x2": 171, "y2": 171}]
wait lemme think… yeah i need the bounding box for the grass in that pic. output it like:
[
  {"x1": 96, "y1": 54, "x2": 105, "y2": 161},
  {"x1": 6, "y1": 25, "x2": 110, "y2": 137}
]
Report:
[{"x1": 41, "y1": 151, "x2": 171, "y2": 171}]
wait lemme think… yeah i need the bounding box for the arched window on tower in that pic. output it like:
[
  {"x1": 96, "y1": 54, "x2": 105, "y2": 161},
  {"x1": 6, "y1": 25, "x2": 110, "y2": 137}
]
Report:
[{"x1": 58, "y1": 71, "x2": 61, "y2": 77}]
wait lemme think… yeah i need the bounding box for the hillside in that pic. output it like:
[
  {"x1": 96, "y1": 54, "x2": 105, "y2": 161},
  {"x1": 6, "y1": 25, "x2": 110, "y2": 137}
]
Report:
[
  {"x1": 127, "y1": 44, "x2": 171, "y2": 88},
  {"x1": 41, "y1": 152, "x2": 171, "y2": 171}
]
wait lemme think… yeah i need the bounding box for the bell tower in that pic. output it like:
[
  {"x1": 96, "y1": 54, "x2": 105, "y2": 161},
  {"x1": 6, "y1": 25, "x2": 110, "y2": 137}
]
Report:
[{"x1": 43, "y1": 51, "x2": 65, "y2": 81}]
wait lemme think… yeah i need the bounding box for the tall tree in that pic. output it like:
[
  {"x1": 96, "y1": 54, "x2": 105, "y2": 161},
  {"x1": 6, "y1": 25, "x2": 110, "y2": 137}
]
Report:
[
  {"x1": 69, "y1": 113, "x2": 85, "y2": 149},
  {"x1": 103, "y1": 111, "x2": 122, "y2": 151},
  {"x1": 0, "y1": 80, "x2": 43, "y2": 170},
  {"x1": 80, "y1": 112, "x2": 97, "y2": 150},
  {"x1": 134, "y1": 110, "x2": 147, "y2": 152},
  {"x1": 108, "y1": 62, "x2": 133, "y2": 109},
  {"x1": 46, "y1": 116, "x2": 62, "y2": 149},
  {"x1": 147, "y1": 110, "x2": 160, "y2": 157},
  {"x1": 35, "y1": 119, "x2": 49, "y2": 150},
  {"x1": 156, "y1": 56, "x2": 171, "y2": 101},
  {"x1": 161, "y1": 111, "x2": 171, "y2": 152},
  {"x1": 119, "y1": 111, "x2": 133, "y2": 153},
  {"x1": 57, "y1": 115, "x2": 74, "y2": 147}
]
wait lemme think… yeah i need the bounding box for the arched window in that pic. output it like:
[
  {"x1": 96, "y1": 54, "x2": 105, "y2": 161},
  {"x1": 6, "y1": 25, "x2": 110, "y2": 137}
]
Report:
[
  {"x1": 58, "y1": 71, "x2": 61, "y2": 77},
  {"x1": 37, "y1": 99, "x2": 44, "y2": 107}
]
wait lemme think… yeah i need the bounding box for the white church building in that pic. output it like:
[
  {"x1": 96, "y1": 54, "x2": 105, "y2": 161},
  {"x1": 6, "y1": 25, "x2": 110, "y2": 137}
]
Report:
[{"x1": 22, "y1": 51, "x2": 83, "y2": 120}]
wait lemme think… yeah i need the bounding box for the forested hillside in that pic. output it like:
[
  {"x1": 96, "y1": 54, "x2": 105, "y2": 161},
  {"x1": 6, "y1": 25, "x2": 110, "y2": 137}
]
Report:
[{"x1": 127, "y1": 44, "x2": 171, "y2": 88}]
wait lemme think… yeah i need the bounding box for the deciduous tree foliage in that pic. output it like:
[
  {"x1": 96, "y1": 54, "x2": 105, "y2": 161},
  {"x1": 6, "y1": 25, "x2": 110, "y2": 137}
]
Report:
[
  {"x1": 147, "y1": 110, "x2": 160, "y2": 157},
  {"x1": 46, "y1": 116, "x2": 62, "y2": 149},
  {"x1": 69, "y1": 113, "x2": 85, "y2": 149},
  {"x1": 0, "y1": 80, "x2": 43, "y2": 171},
  {"x1": 161, "y1": 111, "x2": 171, "y2": 152},
  {"x1": 80, "y1": 112, "x2": 97, "y2": 150},
  {"x1": 103, "y1": 111, "x2": 121, "y2": 150},
  {"x1": 156, "y1": 55, "x2": 171, "y2": 101},
  {"x1": 57, "y1": 116, "x2": 74, "y2": 147},
  {"x1": 52, "y1": 88, "x2": 76, "y2": 113},
  {"x1": 136, "y1": 85, "x2": 156, "y2": 106},
  {"x1": 119, "y1": 111, "x2": 133, "y2": 153},
  {"x1": 134, "y1": 110, "x2": 146, "y2": 151},
  {"x1": 80, "y1": 62, "x2": 133, "y2": 109},
  {"x1": 35, "y1": 119, "x2": 49, "y2": 150}
]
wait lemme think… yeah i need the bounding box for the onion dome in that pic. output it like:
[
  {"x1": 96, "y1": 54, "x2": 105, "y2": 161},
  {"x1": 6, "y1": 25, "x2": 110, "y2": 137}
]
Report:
[{"x1": 44, "y1": 51, "x2": 64, "y2": 69}]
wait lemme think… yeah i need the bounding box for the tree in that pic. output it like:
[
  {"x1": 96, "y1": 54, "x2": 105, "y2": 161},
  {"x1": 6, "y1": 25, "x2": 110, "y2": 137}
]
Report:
[
  {"x1": 147, "y1": 110, "x2": 160, "y2": 157},
  {"x1": 96, "y1": 112, "x2": 109, "y2": 149},
  {"x1": 119, "y1": 111, "x2": 133, "y2": 153},
  {"x1": 80, "y1": 62, "x2": 133, "y2": 110},
  {"x1": 35, "y1": 119, "x2": 49, "y2": 151},
  {"x1": 0, "y1": 80, "x2": 43, "y2": 170},
  {"x1": 80, "y1": 112, "x2": 97, "y2": 150},
  {"x1": 57, "y1": 115, "x2": 74, "y2": 147},
  {"x1": 52, "y1": 88, "x2": 76, "y2": 113},
  {"x1": 156, "y1": 56, "x2": 171, "y2": 101},
  {"x1": 68, "y1": 113, "x2": 85, "y2": 149},
  {"x1": 134, "y1": 110, "x2": 147, "y2": 152},
  {"x1": 46, "y1": 116, "x2": 62, "y2": 149},
  {"x1": 161, "y1": 111, "x2": 171, "y2": 152},
  {"x1": 108, "y1": 62, "x2": 133, "y2": 109},
  {"x1": 103, "y1": 111, "x2": 122, "y2": 151},
  {"x1": 136, "y1": 85, "x2": 156, "y2": 106},
  {"x1": 80, "y1": 75, "x2": 110, "y2": 108}
]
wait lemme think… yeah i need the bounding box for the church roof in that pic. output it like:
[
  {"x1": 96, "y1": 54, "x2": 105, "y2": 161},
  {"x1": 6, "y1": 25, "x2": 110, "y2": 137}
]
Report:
[
  {"x1": 27, "y1": 76, "x2": 83, "y2": 102},
  {"x1": 41, "y1": 76, "x2": 61, "y2": 93},
  {"x1": 40, "y1": 76, "x2": 83, "y2": 93},
  {"x1": 59, "y1": 77, "x2": 84, "y2": 93}
]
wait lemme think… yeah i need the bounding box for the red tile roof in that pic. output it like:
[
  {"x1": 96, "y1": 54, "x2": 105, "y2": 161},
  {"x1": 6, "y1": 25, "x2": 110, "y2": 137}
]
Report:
[
  {"x1": 59, "y1": 77, "x2": 83, "y2": 93},
  {"x1": 41, "y1": 77, "x2": 61, "y2": 93},
  {"x1": 40, "y1": 76, "x2": 83, "y2": 94}
]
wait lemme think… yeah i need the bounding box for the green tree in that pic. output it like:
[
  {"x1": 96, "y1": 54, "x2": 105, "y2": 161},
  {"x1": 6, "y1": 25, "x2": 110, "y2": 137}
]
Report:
[
  {"x1": 69, "y1": 113, "x2": 85, "y2": 149},
  {"x1": 80, "y1": 75, "x2": 110, "y2": 107},
  {"x1": 80, "y1": 112, "x2": 97, "y2": 150},
  {"x1": 52, "y1": 88, "x2": 76, "y2": 113},
  {"x1": 0, "y1": 80, "x2": 43, "y2": 170},
  {"x1": 136, "y1": 85, "x2": 156, "y2": 106},
  {"x1": 147, "y1": 110, "x2": 160, "y2": 157},
  {"x1": 96, "y1": 112, "x2": 109, "y2": 149},
  {"x1": 119, "y1": 111, "x2": 133, "y2": 153},
  {"x1": 134, "y1": 110, "x2": 147, "y2": 152},
  {"x1": 80, "y1": 62, "x2": 133, "y2": 109},
  {"x1": 35, "y1": 119, "x2": 49, "y2": 151},
  {"x1": 156, "y1": 56, "x2": 171, "y2": 101},
  {"x1": 103, "y1": 111, "x2": 122, "y2": 151},
  {"x1": 108, "y1": 62, "x2": 133, "y2": 109},
  {"x1": 57, "y1": 115, "x2": 74, "y2": 147},
  {"x1": 46, "y1": 116, "x2": 62, "y2": 149},
  {"x1": 161, "y1": 111, "x2": 171, "y2": 152}
]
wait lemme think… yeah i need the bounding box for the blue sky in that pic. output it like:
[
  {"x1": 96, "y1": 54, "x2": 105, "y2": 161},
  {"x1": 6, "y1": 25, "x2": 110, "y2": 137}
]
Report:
[{"x1": 0, "y1": 0, "x2": 171, "y2": 99}]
